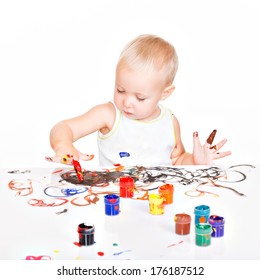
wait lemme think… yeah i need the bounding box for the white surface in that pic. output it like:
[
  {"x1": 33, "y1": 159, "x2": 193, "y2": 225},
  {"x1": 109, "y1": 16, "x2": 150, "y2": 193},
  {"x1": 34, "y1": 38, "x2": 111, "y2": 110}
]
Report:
[
  {"x1": 0, "y1": 165, "x2": 259, "y2": 260},
  {"x1": 1, "y1": 0, "x2": 260, "y2": 168}
]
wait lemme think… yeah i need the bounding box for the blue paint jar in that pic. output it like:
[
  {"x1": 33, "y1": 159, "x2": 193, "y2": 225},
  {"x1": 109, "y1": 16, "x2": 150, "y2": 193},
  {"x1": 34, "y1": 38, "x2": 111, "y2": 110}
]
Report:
[
  {"x1": 194, "y1": 205, "x2": 210, "y2": 224},
  {"x1": 104, "y1": 194, "x2": 120, "y2": 216},
  {"x1": 209, "y1": 215, "x2": 225, "y2": 237}
]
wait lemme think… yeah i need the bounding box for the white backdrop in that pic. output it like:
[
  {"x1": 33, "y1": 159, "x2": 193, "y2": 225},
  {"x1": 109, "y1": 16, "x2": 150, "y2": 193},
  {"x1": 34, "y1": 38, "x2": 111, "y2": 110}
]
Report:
[{"x1": 0, "y1": 0, "x2": 259, "y2": 168}]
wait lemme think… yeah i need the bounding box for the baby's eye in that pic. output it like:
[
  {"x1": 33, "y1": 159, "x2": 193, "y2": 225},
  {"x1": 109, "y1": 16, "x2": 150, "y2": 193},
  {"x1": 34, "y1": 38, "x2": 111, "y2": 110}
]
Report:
[
  {"x1": 137, "y1": 97, "x2": 145, "y2": 102},
  {"x1": 117, "y1": 89, "x2": 125, "y2": 94}
]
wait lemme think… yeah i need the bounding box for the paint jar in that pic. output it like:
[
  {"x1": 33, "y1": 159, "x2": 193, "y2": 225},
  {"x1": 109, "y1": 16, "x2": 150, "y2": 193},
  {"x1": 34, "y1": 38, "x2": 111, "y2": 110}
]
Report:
[
  {"x1": 119, "y1": 176, "x2": 134, "y2": 198},
  {"x1": 174, "y1": 213, "x2": 191, "y2": 235},
  {"x1": 195, "y1": 223, "x2": 212, "y2": 247},
  {"x1": 158, "y1": 184, "x2": 174, "y2": 204},
  {"x1": 77, "y1": 223, "x2": 95, "y2": 246},
  {"x1": 104, "y1": 194, "x2": 120, "y2": 216},
  {"x1": 194, "y1": 204, "x2": 210, "y2": 224},
  {"x1": 209, "y1": 215, "x2": 225, "y2": 237},
  {"x1": 149, "y1": 194, "x2": 165, "y2": 215}
]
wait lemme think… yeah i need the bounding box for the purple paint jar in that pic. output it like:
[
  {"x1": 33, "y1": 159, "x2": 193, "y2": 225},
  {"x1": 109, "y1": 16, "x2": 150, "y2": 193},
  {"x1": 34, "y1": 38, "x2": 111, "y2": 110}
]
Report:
[{"x1": 209, "y1": 215, "x2": 225, "y2": 237}]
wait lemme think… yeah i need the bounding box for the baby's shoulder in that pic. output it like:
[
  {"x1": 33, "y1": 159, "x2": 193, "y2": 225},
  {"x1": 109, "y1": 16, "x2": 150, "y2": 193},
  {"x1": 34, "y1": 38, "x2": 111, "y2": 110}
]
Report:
[
  {"x1": 97, "y1": 102, "x2": 116, "y2": 117},
  {"x1": 95, "y1": 102, "x2": 116, "y2": 131}
]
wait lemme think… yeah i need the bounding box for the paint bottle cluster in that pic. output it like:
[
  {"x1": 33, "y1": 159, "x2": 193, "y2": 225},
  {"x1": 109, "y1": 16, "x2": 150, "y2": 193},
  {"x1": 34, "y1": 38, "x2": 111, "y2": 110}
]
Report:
[
  {"x1": 76, "y1": 176, "x2": 225, "y2": 248},
  {"x1": 173, "y1": 204, "x2": 225, "y2": 247}
]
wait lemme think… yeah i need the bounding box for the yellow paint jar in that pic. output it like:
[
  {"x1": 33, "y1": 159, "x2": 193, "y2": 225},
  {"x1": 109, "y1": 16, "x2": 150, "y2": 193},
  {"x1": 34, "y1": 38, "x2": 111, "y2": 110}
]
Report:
[{"x1": 149, "y1": 194, "x2": 165, "y2": 215}]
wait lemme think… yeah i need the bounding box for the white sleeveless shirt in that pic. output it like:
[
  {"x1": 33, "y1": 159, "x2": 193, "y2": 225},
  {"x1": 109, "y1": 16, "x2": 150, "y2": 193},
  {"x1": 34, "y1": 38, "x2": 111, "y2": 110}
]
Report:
[{"x1": 97, "y1": 102, "x2": 176, "y2": 167}]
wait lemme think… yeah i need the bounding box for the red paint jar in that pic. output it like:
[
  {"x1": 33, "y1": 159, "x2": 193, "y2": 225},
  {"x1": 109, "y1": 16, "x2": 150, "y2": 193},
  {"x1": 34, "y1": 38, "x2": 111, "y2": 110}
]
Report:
[
  {"x1": 174, "y1": 213, "x2": 191, "y2": 235},
  {"x1": 159, "y1": 184, "x2": 174, "y2": 204},
  {"x1": 119, "y1": 177, "x2": 134, "y2": 198}
]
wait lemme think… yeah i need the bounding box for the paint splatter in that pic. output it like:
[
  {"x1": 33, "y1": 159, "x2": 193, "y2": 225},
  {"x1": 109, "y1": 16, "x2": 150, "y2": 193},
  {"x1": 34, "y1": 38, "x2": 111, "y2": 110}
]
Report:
[
  {"x1": 55, "y1": 209, "x2": 68, "y2": 215},
  {"x1": 73, "y1": 242, "x2": 82, "y2": 247},
  {"x1": 25, "y1": 255, "x2": 51, "y2": 260},
  {"x1": 8, "y1": 169, "x2": 31, "y2": 174},
  {"x1": 167, "y1": 240, "x2": 184, "y2": 248},
  {"x1": 113, "y1": 249, "x2": 132, "y2": 256}
]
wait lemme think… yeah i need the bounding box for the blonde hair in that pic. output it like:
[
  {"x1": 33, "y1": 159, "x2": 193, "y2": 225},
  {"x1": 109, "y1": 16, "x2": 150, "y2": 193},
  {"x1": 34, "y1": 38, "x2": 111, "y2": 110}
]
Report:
[{"x1": 117, "y1": 34, "x2": 178, "y2": 87}]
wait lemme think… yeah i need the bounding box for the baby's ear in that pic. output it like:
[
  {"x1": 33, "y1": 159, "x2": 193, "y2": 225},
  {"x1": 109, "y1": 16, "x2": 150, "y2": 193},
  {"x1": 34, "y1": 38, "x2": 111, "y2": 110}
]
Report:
[{"x1": 161, "y1": 85, "x2": 175, "y2": 100}]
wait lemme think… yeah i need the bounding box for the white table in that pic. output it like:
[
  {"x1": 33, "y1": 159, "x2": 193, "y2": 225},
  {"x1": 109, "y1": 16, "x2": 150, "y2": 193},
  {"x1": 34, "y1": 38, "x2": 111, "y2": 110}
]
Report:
[{"x1": 0, "y1": 164, "x2": 259, "y2": 260}]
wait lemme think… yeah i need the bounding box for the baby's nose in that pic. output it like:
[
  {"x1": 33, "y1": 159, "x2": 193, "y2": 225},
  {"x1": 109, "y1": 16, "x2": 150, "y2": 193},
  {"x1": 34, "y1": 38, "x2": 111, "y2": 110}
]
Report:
[{"x1": 123, "y1": 96, "x2": 134, "y2": 108}]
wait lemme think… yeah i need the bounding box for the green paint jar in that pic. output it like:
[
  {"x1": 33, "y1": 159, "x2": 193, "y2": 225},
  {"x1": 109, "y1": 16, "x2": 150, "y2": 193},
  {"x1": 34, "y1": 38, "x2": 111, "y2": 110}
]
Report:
[{"x1": 195, "y1": 223, "x2": 212, "y2": 247}]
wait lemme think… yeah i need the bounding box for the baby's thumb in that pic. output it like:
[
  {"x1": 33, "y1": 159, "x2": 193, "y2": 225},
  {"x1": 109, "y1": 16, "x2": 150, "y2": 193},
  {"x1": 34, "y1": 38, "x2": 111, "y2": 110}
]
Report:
[{"x1": 79, "y1": 153, "x2": 94, "y2": 161}]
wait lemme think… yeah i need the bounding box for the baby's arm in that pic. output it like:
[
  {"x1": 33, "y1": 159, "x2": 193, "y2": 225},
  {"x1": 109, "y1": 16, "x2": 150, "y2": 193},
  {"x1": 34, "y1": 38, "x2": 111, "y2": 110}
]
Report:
[
  {"x1": 49, "y1": 102, "x2": 115, "y2": 163},
  {"x1": 170, "y1": 116, "x2": 195, "y2": 165}
]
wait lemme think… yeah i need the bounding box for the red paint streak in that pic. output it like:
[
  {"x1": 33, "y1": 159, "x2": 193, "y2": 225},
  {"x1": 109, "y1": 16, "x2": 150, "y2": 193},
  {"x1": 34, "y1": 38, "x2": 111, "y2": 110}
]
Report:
[
  {"x1": 167, "y1": 240, "x2": 184, "y2": 248},
  {"x1": 52, "y1": 169, "x2": 63, "y2": 174},
  {"x1": 72, "y1": 159, "x2": 84, "y2": 182}
]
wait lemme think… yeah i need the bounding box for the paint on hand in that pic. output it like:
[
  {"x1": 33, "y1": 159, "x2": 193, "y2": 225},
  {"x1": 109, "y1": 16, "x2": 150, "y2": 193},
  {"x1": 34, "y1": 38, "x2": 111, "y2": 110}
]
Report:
[
  {"x1": 62, "y1": 154, "x2": 71, "y2": 164},
  {"x1": 206, "y1": 129, "x2": 217, "y2": 145}
]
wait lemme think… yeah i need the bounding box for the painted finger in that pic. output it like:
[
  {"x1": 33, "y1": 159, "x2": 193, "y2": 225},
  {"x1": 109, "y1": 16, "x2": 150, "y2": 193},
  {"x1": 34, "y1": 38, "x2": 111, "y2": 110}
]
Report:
[
  {"x1": 45, "y1": 155, "x2": 73, "y2": 165},
  {"x1": 212, "y1": 138, "x2": 228, "y2": 151},
  {"x1": 206, "y1": 129, "x2": 217, "y2": 145},
  {"x1": 193, "y1": 131, "x2": 201, "y2": 150},
  {"x1": 45, "y1": 156, "x2": 64, "y2": 163},
  {"x1": 215, "y1": 151, "x2": 232, "y2": 159},
  {"x1": 45, "y1": 156, "x2": 54, "y2": 162},
  {"x1": 79, "y1": 153, "x2": 95, "y2": 161}
]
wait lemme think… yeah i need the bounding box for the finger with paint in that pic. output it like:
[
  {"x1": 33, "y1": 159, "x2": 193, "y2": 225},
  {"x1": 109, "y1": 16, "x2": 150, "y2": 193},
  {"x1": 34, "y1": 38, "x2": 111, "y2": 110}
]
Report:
[{"x1": 206, "y1": 129, "x2": 217, "y2": 145}]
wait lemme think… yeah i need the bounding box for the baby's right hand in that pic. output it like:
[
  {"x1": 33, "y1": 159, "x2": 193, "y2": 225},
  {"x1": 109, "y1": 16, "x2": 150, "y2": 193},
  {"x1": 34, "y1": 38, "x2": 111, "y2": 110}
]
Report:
[{"x1": 45, "y1": 147, "x2": 94, "y2": 165}]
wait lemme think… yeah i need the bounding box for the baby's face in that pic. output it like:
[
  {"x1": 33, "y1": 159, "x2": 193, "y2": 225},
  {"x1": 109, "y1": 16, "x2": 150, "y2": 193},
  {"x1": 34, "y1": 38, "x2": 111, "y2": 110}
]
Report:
[{"x1": 114, "y1": 64, "x2": 167, "y2": 121}]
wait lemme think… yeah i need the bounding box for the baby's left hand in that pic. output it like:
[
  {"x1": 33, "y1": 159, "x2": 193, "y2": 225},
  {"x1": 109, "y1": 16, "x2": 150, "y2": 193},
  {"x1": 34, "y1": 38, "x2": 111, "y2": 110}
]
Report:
[{"x1": 192, "y1": 130, "x2": 231, "y2": 165}]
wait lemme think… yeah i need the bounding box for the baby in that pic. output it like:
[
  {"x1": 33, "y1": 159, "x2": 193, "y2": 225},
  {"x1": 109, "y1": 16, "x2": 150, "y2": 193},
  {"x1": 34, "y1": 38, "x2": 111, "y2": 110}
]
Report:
[{"x1": 48, "y1": 34, "x2": 231, "y2": 167}]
